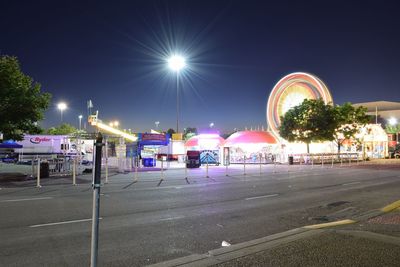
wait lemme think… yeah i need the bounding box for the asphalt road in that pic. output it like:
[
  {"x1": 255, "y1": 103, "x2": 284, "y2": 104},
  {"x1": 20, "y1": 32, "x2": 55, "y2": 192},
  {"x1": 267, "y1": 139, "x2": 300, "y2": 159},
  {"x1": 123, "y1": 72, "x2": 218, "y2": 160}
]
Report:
[{"x1": 1, "y1": 163, "x2": 400, "y2": 266}]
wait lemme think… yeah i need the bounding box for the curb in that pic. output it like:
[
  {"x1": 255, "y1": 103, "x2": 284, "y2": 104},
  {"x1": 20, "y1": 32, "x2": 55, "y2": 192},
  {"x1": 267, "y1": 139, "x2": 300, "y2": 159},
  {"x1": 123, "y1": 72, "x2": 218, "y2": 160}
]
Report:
[{"x1": 147, "y1": 198, "x2": 400, "y2": 267}]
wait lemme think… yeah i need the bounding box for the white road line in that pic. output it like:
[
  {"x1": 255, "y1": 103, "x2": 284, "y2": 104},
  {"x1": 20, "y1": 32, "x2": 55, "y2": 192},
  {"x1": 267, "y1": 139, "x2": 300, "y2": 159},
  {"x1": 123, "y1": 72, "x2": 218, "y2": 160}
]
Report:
[
  {"x1": 1, "y1": 197, "x2": 53, "y2": 203},
  {"x1": 159, "y1": 216, "x2": 185, "y2": 221},
  {"x1": 342, "y1": 182, "x2": 361, "y2": 186},
  {"x1": 245, "y1": 194, "x2": 279, "y2": 201},
  {"x1": 29, "y1": 217, "x2": 103, "y2": 228}
]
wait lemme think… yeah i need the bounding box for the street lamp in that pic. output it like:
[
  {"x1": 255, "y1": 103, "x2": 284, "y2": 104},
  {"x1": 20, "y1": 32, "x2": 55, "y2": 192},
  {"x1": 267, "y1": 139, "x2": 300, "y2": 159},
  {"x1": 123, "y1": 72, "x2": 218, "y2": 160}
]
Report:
[
  {"x1": 78, "y1": 115, "x2": 83, "y2": 131},
  {"x1": 57, "y1": 102, "x2": 67, "y2": 122},
  {"x1": 168, "y1": 54, "x2": 186, "y2": 133},
  {"x1": 209, "y1": 122, "x2": 214, "y2": 128},
  {"x1": 155, "y1": 121, "x2": 160, "y2": 130},
  {"x1": 114, "y1": 121, "x2": 119, "y2": 128}
]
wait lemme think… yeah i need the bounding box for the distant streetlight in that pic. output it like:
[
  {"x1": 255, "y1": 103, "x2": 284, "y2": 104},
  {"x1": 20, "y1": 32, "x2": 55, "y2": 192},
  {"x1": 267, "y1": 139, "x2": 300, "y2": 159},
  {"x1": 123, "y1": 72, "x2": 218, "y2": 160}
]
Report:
[
  {"x1": 78, "y1": 115, "x2": 83, "y2": 131},
  {"x1": 155, "y1": 121, "x2": 160, "y2": 130},
  {"x1": 114, "y1": 121, "x2": 119, "y2": 128},
  {"x1": 167, "y1": 54, "x2": 186, "y2": 133},
  {"x1": 57, "y1": 102, "x2": 67, "y2": 122},
  {"x1": 388, "y1": 117, "x2": 397, "y2": 126},
  {"x1": 109, "y1": 122, "x2": 114, "y2": 127}
]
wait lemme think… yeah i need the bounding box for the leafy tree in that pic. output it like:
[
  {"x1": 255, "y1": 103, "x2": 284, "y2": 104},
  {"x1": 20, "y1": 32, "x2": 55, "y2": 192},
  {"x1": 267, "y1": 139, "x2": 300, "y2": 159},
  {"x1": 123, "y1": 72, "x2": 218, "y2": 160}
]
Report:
[
  {"x1": 183, "y1": 127, "x2": 197, "y2": 140},
  {"x1": 47, "y1": 123, "x2": 77, "y2": 135},
  {"x1": 279, "y1": 99, "x2": 336, "y2": 153},
  {"x1": 333, "y1": 103, "x2": 370, "y2": 153},
  {"x1": 0, "y1": 55, "x2": 51, "y2": 140},
  {"x1": 385, "y1": 124, "x2": 400, "y2": 134},
  {"x1": 166, "y1": 128, "x2": 176, "y2": 136}
]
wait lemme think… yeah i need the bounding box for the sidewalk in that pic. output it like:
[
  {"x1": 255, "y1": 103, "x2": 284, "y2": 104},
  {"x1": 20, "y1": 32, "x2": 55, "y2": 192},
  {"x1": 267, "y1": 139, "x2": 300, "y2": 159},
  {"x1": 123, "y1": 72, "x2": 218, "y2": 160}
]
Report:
[{"x1": 149, "y1": 204, "x2": 400, "y2": 267}]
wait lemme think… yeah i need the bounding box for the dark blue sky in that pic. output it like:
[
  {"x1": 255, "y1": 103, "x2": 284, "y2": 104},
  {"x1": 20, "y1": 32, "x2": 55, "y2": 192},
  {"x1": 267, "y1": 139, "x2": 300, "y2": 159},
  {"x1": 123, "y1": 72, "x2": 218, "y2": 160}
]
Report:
[{"x1": 2, "y1": 0, "x2": 400, "y2": 132}]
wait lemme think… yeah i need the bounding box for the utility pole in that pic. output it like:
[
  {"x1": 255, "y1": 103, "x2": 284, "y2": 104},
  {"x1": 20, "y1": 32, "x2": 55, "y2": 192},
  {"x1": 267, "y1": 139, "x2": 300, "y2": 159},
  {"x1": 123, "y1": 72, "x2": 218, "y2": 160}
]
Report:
[{"x1": 90, "y1": 133, "x2": 103, "y2": 267}]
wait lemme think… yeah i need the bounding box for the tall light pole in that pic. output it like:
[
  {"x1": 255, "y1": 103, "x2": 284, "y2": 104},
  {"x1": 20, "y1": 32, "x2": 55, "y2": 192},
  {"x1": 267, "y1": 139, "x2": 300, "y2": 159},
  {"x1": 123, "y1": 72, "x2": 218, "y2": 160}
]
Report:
[
  {"x1": 168, "y1": 54, "x2": 186, "y2": 133},
  {"x1": 57, "y1": 102, "x2": 67, "y2": 122},
  {"x1": 78, "y1": 115, "x2": 83, "y2": 131}
]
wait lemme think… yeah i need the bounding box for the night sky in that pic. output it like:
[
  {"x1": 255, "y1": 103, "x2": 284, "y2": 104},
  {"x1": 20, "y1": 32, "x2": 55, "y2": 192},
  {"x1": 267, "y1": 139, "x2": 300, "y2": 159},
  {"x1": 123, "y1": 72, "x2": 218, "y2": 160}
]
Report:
[{"x1": 2, "y1": 0, "x2": 400, "y2": 133}]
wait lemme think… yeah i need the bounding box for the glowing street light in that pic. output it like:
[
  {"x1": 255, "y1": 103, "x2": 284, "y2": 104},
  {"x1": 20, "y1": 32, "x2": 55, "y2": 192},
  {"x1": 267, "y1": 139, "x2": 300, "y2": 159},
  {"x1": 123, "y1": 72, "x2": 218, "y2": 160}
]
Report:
[
  {"x1": 78, "y1": 115, "x2": 83, "y2": 130},
  {"x1": 388, "y1": 117, "x2": 397, "y2": 126},
  {"x1": 168, "y1": 55, "x2": 186, "y2": 72},
  {"x1": 168, "y1": 54, "x2": 186, "y2": 133},
  {"x1": 57, "y1": 102, "x2": 67, "y2": 122},
  {"x1": 114, "y1": 121, "x2": 119, "y2": 127},
  {"x1": 209, "y1": 122, "x2": 214, "y2": 128}
]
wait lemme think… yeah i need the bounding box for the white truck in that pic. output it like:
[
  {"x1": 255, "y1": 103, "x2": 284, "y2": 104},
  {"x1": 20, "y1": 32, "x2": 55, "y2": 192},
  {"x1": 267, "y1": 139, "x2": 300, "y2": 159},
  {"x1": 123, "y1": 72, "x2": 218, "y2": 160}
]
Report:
[{"x1": 15, "y1": 135, "x2": 93, "y2": 162}]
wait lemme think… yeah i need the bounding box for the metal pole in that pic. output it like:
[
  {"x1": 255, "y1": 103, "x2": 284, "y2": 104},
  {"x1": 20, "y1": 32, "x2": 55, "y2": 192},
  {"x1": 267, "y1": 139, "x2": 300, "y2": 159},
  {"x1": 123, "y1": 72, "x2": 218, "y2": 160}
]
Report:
[
  {"x1": 105, "y1": 140, "x2": 108, "y2": 184},
  {"x1": 90, "y1": 133, "x2": 103, "y2": 267},
  {"x1": 273, "y1": 154, "x2": 276, "y2": 173},
  {"x1": 134, "y1": 157, "x2": 138, "y2": 182},
  {"x1": 243, "y1": 155, "x2": 246, "y2": 175},
  {"x1": 73, "y1": 157, "x2": 76, "y2": 185},
  {"x1": 206, "y1": 153, "x2": 209, "y2": 178},
  {"x1": 226, "y1": 162, "x2": 228, "y2": 176},
  {"x1": 161, "y1": 158, "x2": 164, "y2": 180},
  {"x1": 311, "y1": 154, "x2": 314, "y2": 169},
  {"x1": 37, "y1": 157, "x2": 41, "y2": 188},
  {"x1": 176, "y1": 73, "x2": 179, "y2": 133},
  {"x1": 321, "y1": 153, "x2": 324, "y2": 168},
  {"x1": 331, "y1": 153, "x2": 334, "y2": 168},
  {"x1": 341, "y1": 153, "x2": 343, "y2": 166},
  {"x1": 348, "y1": 152, "x2": 351, "y2": 166},
  {"x1": 259, "y1": 153, "x2": 262, "y2": 176},
  {"x1": 184, "y1": 156, "x2": 187, "y2": 179}
]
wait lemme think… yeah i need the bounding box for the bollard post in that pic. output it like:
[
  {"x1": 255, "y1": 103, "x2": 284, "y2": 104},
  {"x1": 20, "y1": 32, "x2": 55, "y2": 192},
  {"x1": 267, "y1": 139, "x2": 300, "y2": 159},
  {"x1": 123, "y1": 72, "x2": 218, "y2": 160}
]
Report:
[
  {"x1": 331, "y1": 153, "x2": 334, "y2": 168},
  {"x1": 161, "y1": 158, "x2": 164, "y2": 180},
  {"x1": 321, "y1": 154, "x2": 324, "y2": 168},
  {"x1": 273, "y1": 154, "x2": 276, "y2": 173},
  {"x1": 73, "y1": 157, "x2": 77, "y2": 185},
  {"x1": 341, "y1": 153, "x2": 343, "y2": 167},
  {"x1": 357, "y1": 153, "x2": 359, "y2": 165},
  {"x1": 348, "y1": 153, "x2": 351, "y2": 166},
  {"x1": 206, "y1": 153, "x2": 209, "y2": 178},
  {"x1": 259, "y1": 154, "x2": 262, "y2": 176},
  {"x1": 105, "y1": 140, "x2": 108, "y2": 184},
  {"x1": 134, "y1": 157, "x2": 138, "y2": 182},
  {"x1": 37, "y1": 157, "x2": 41, "y2": 188},
  {"x1": 243, "y1": 155, "x2": 246, "y2": 175},
  {"x1": 184, "y1": 156, "x2": 187, "y2": 179},
  {"x1": 226, "y1": 163, "x2": 228, "y2": 176},
  {"x1": 311, "y1": 154, "x2": 314, "y2": 169}
]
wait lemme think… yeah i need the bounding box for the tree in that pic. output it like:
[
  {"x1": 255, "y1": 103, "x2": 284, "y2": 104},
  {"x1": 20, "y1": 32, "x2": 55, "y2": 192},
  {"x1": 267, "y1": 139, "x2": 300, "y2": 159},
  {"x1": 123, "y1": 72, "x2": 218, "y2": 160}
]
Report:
[
  {"x1": 183, "y1": 127, "x2": 197, "y2": 140},
  {"x1": 279, "y1": 99, "x2": 336, "y2": 153},
  {"x1": 47, "y1": 123, "x2": 77, "y2": 135},
  {"x1": 166, "y1": 128, "x2": 176, "y2": 136},
  {"x1": 333, "y1": 103, "x2": 370, "y2": 153},
  {"x1": 0, "y1": 56, "x2": 51, "y2": 140}
]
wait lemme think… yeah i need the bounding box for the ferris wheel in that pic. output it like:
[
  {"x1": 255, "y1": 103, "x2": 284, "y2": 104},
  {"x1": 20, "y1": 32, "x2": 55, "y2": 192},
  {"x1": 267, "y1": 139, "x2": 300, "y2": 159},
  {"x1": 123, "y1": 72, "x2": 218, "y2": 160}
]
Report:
[{"x1": 266, "y1": 72, "x2": 333, "y2": 141}]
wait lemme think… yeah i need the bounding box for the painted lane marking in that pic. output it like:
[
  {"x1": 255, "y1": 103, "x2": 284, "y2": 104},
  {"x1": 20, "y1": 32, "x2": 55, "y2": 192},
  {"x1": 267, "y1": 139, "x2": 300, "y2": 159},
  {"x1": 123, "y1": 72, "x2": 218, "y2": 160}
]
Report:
[
  {"x1": 29, "y1": 217, "x2": 103, "y2": 228},
  {"x1": 303, "y1": 219, "x2": 356, "y2": 229},
  {"x1": 159, "y1": 216, "x2": 185, "y2": 221},
  {"x1": 1, "y1": 197, "x2": 53, "y2": 203},
  {"x1": 245, "y1": 194, "x2": 279, "y2": 201},
  {"x1": 342, "y1": 182, "x2": 361, "y2": 186}
]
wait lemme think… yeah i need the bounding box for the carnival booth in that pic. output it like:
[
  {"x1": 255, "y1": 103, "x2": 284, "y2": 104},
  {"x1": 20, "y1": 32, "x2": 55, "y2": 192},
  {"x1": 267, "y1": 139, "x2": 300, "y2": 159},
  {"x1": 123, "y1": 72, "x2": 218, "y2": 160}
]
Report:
[
  {"x1": 357, "y1": 124, "x2": 388, "y2": 159},
  {"x1": 185, "y1": 133, "x2": 225, "y2": 165},
  {"x1": 224, "y1": 131, "x2": 279, "y2": 163}
]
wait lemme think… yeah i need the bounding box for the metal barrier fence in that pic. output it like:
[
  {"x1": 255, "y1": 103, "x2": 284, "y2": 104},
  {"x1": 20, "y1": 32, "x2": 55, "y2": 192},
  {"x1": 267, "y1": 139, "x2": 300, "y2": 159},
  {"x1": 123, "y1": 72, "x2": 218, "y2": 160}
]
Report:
[{"x1": 290, "y1": 153, "x2": 361, "y2": 165}]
